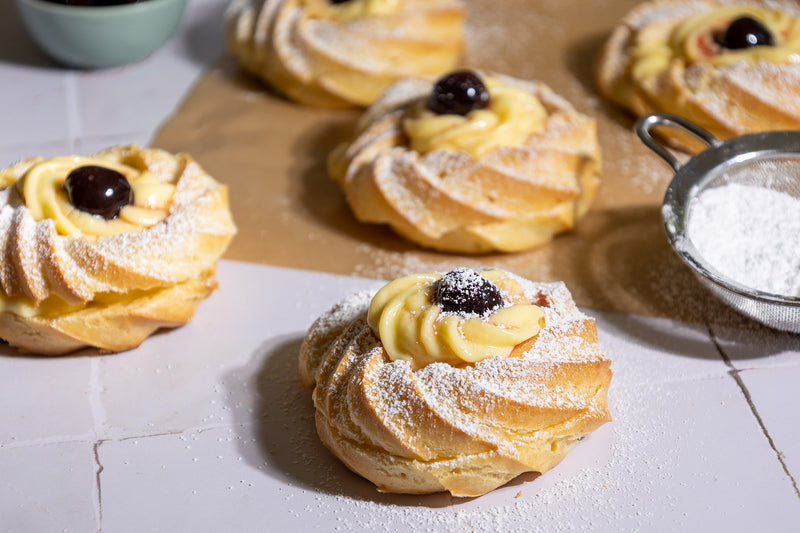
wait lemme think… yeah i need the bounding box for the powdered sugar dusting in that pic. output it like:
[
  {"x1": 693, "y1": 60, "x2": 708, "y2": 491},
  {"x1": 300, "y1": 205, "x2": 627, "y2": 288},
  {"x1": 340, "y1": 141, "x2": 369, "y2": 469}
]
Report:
[
  {"x1": 334, "y1": 71, "x2": 600, "y2": 253},
  {"x1": 599, "y1": 0, "x2": 800, "y2": 140},
  {"x1": 227, "y1": 0, "x2": 463, "y2": 106},
  {"x1": 301, "y1": 269, "x2": 611, "y2": 497},
  {"x1": 272, "y1": 375, "x2": 679, "y2": 532},
  {"x1": 686, "y1": 182, "x2": 800, "y2": 296},
  {"x1": 0, "y1": 146, "x2": 236, "y2": 304},
  {"x1": 624, "y1": 0, "x2": 800, "y2": 30}
]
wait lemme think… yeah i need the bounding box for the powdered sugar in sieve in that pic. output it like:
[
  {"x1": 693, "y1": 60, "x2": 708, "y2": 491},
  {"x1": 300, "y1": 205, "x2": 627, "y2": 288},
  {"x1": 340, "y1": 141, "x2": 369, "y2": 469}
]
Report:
[{"x1": 637, "y1": 113, "x2": 800, "y2": 333}]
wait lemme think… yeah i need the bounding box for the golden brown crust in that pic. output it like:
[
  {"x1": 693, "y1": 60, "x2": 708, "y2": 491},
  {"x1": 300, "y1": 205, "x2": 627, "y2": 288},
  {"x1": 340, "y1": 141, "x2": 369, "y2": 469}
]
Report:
[
  {"x1": 329, "y1": 73, "x2": 601, "y2": 253},
  {"x1": 225, "y1": 0, "x2": 465, "y2": 107},
  {"x1": 0, "y1": 273, "x2": 217, "y2": 355},
  {"x1": 299, "y1": 275, "x2": 612, "y2": 497},
  {"x1": 596, "y1": 0, "x2": 800, "y2": 144},
  {"x1": 0, "y1": 146, "x2": 236, "y2": 355}
]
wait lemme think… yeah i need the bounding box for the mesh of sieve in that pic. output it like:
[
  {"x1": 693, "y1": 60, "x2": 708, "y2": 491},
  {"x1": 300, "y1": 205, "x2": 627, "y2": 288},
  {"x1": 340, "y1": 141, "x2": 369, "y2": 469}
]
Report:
[{"x1": 638, "y1": 114, "x2": 800, "y2": 333}]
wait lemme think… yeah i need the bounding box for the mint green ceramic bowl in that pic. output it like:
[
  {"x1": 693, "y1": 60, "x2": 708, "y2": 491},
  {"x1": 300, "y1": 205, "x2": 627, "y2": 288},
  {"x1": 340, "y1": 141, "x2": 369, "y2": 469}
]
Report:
[{"x1": 15, "y1": 0, "x2": 188, "y2": 69}]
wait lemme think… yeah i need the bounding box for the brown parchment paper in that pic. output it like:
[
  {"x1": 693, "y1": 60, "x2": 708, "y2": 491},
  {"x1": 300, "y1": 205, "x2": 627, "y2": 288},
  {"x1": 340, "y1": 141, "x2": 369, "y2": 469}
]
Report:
[{"x1": 152, "y1": 0, "x2": 755, "y2": 327}]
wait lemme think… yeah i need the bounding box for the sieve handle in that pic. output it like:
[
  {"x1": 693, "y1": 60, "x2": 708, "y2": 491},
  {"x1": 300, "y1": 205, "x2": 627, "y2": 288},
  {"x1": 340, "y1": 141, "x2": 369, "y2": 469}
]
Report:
[{"x1": 635, "y1": 114, "x2": 722, "y2": 172}]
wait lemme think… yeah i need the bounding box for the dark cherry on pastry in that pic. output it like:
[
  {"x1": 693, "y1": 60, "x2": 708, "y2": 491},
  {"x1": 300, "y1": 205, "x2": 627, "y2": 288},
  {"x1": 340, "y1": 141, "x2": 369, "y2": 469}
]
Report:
[
  {"x1": 715, "y1": 16, "x2": 774, "y2": 49},
  {"x1": 64, "y1": 165, "x2": 132, "y2": 219},
  {"x1": 0, "y1": 145, "x2": 237, "y2": 356},
  {"x1": 434, "y1": 268, "x2": 504, "y2": 317},
  {"x1": 427, "y1": 70, "x2": 490, "y2": 116},
  {"x1": 595, "y1": 0, "x2": 800, "y2": 147},
  {"x1": 300, "y1": 268, "x2": 613, "y2": 496}
]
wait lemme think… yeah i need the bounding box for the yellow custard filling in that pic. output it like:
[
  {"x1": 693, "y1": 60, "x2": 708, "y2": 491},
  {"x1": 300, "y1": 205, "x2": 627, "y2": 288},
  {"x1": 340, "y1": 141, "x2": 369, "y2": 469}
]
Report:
[
  {"x1": 16, "y1": 156, "x2": 175, "y2": 237},
  {"x1": 367, "y1": 270, "x2": 544, "y2": 368},
  {"x1": 403, "y1": 77, "x2": 547, "y2": 158},
  {"x1": 633, "y1": 6, "x2": 800, "y2": 81},
  {"x1": 0, "y1": 285, "x2": 157, "y2": 318},
  {"x1": 303, "y1": 0, "x2": 401, "y2": 21}
]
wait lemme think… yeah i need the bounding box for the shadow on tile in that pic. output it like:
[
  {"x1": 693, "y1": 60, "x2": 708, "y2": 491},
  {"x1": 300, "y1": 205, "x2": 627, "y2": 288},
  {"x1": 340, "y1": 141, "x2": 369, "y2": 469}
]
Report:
[
  {"x1": 593, "y1": 301, "x2": 797, "y2": 363},
  {"x1": 225, "y1": 331, "x2": 619, "y2": 509},
  {"x1": 226, "y1": 334, "x2": 452, "y2": 508},
  {"x1": 712, "y1": 326, "x2": 800, "y2": 363},
  {"x1": 288, "y1": 114, "x2": 424, "y2": 253}
]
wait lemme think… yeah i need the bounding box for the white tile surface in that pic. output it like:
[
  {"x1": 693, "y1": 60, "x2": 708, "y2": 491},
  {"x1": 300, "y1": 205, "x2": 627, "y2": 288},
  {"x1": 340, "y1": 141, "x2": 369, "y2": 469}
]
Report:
[
  {"x1": 738, "y1": 364, "x2": 800, "y2": 482},
  {"x1": 0, "y1": 65, "x2": 71, "y2": 147},
  {"x1": 95, "y1": 330, "x2": 800, "y2": 532},
  {"x1": 0, "y1": 351, "x2": 94, "y2": 445},
  {"x1": 593, "y1": 309, "x2": 731, "y2": 384},
  {"x1": 0, "y1": 441, "x2": 99, "y2": 533},
  {"x1": 0, "y1": 140, "x2": 73, "y2": 170},
  {"x1": 0, "y1": 0, "x2": 222, "y2": 158},
  {"x1": 2, "y1": 261, "x2": 795, "y2": 533},
  {"x1": 97, "y1": 261, "x2": 382, "y2": 440},
  {"x1": 711, "y1": 324, "x2": 800, "y2": 370},
  {"x1": 75, "y1": 0, "x2": 227, "y2": 141},
  {"x1": 1, "y1": 0, "x2": 799, "y2": 529}
]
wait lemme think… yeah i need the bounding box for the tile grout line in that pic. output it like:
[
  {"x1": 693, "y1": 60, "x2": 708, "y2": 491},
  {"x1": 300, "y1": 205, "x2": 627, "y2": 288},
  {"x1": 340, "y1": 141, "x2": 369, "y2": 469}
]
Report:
[
  {"x1": 0, "y1": 420, "x2": 242, "y2": 450},
  {"x1": 64, "y1": 71, "x2": 80, "y2": 153},
  {"x1": 90, "y1": 358, "x2": 105, "y2": 532},
  {"x1": 93, "y1": 442, "x2": 104, "y2": 533},
  {"x1": 707, "y1": 326, "x2": 800, "y2": 499}
]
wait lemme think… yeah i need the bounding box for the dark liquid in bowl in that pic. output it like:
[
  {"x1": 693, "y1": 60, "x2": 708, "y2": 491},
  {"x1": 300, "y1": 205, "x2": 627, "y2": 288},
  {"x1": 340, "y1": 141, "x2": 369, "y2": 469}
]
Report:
[{"x1": 42, "y1": 0, "x2": 146, "y2": 5}]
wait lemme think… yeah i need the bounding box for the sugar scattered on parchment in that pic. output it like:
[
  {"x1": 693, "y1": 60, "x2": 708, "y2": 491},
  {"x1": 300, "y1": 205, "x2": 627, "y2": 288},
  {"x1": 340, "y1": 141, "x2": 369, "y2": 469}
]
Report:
[{"x1": 350, "y1": 245, "x2": 467, "y2": 281}]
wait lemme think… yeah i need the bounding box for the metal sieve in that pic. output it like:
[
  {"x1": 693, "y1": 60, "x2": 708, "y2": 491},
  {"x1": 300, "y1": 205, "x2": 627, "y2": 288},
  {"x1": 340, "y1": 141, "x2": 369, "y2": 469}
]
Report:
[{"x1": 636, "y1": 113, "x2": 800, "y2": 333}]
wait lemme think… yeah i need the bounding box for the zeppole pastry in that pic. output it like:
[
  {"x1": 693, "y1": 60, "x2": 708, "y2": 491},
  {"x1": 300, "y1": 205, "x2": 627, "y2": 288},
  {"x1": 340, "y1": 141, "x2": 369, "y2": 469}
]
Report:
[
  {"x1": 328, "y1": 70, "x2": 602, "y2": 253},
  {"x1": 596, "y1": 0, "x2": 800, "y2": 141},
  {"x1": 300, "y1": 268, "x2": 612, "y2": 497},
  {"x1": 0, "y1": 145, "x2": 236, "y2": 355},
  {"x1": 225, "y1": 0, "x2": 465, "y2": 107}
]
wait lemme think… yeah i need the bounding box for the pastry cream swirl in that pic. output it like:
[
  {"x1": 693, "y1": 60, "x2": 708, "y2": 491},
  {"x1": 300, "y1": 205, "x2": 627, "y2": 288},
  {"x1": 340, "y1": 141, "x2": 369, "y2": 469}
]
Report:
[
  {"x1": 367, "y1": 270, "x2": 545, "y2": 368},
  {"x1": 17, "y1": 156, "x2": 175, "y2": 237},
  {"x1": 403, "y1": 77, "x2": 547, "y2": 158},
  {"x1": 633, "y1": 6, "x2": 800, "y2": 81},
  {"x1": 303, "y1": 0, "x2": 401, "y2": 22}
]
